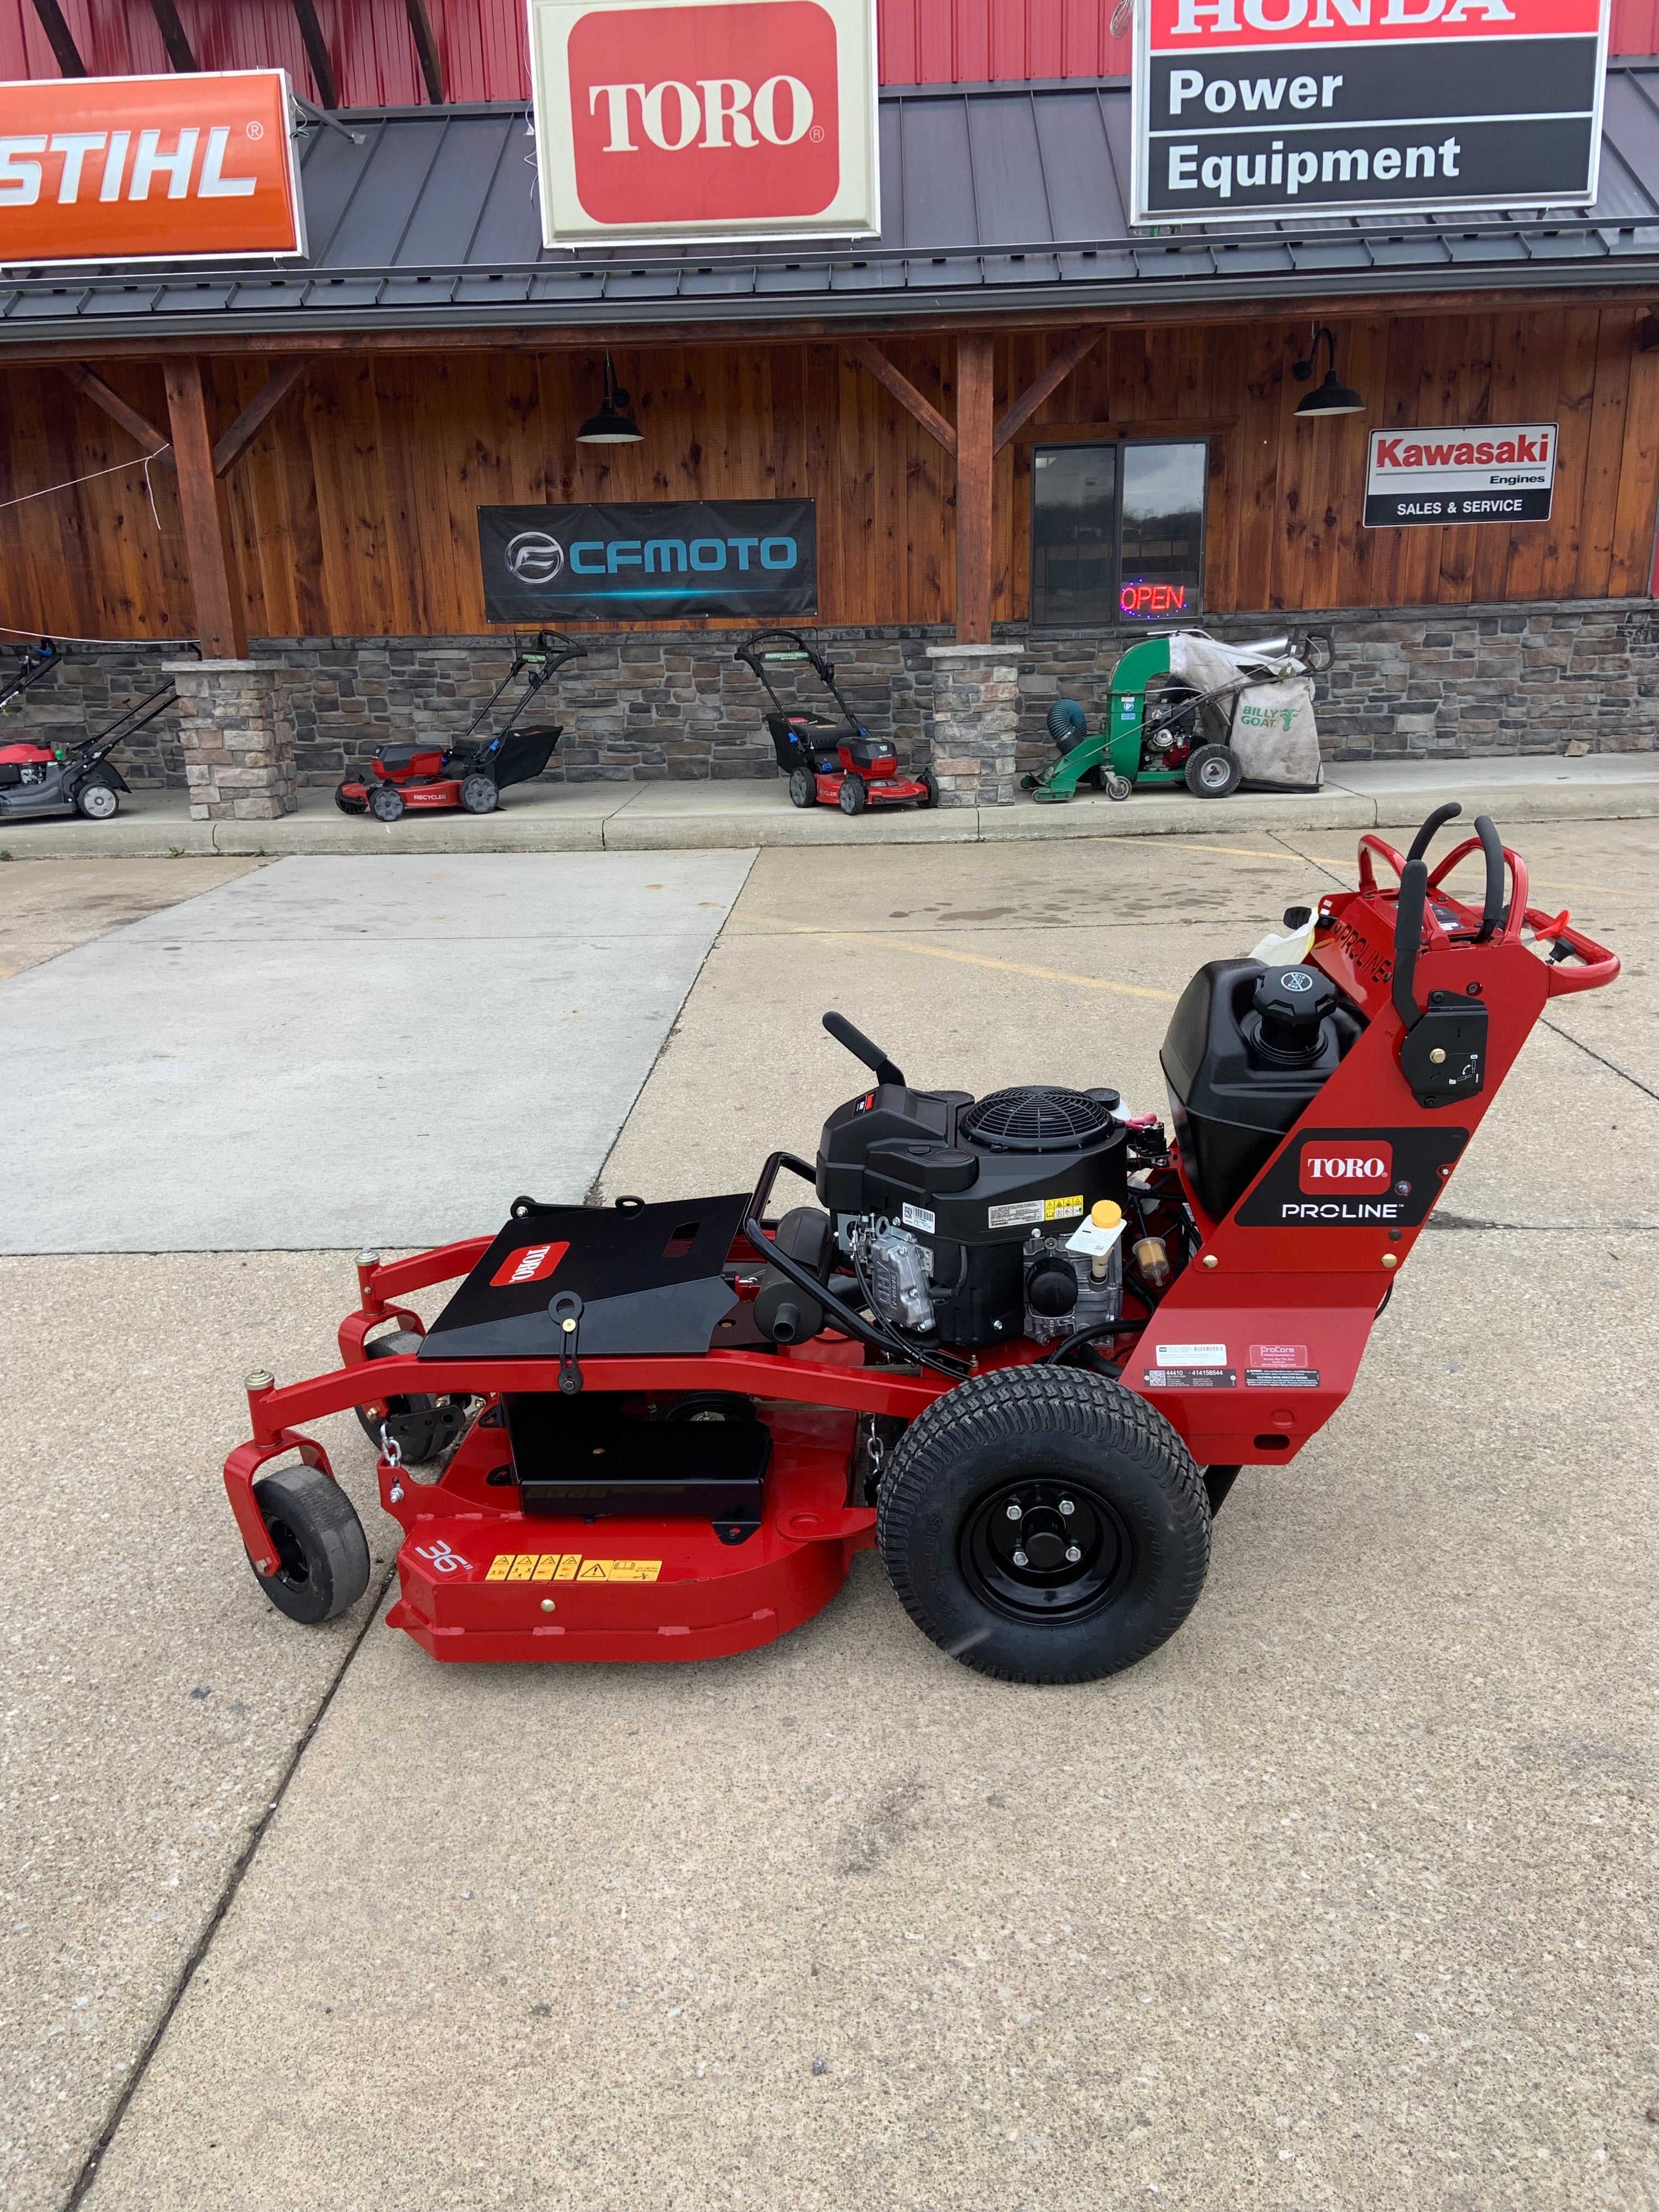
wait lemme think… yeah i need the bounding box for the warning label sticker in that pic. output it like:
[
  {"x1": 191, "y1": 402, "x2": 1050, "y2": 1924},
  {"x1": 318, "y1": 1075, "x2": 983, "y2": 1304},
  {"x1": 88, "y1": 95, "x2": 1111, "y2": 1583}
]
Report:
[
  {"x1": 1245, "y1": 1368, "x2": 1321, "y2": 1390},
  {"x1": 987, "y1": 1194, "x2": 1086, "y2": 1231},
  {"x1": 484, "y1": 1553, "x2": 661, "y2": 1583}
]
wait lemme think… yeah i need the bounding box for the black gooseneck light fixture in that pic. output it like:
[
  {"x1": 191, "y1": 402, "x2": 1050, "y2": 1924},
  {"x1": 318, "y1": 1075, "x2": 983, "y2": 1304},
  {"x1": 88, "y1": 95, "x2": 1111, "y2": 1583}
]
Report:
[
  {"x1": 1293, "y1": 326, "x2": 1365, "y2": 417},
  {"x1": 576, "y1": 353, "x2": 643, "y2": 444}
]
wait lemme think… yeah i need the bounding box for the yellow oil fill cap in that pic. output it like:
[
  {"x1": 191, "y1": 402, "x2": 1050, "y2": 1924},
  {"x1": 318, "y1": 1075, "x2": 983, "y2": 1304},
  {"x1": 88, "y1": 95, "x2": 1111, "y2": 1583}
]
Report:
[{"x1": 1091, "y1": 1200, "x2": 1122, "y2": 1230}]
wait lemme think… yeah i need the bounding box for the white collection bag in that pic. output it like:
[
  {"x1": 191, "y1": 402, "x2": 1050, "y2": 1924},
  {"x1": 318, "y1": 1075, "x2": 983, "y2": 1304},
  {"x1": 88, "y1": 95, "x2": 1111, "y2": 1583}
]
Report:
[{"x1": 1229, "y1": 676, "x2": 1323, "y2": 791}]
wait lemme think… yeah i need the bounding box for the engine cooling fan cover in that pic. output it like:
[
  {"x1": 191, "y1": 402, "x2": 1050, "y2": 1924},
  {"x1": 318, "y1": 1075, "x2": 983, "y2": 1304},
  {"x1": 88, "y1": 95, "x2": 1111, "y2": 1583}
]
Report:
[{"x1": 958, "y1": 1085, "x2": 1113, "y2": 1154}]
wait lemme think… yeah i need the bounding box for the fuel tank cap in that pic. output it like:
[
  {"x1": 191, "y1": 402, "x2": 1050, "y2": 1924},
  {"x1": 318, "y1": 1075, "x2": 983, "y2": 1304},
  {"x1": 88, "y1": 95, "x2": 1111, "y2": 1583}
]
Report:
[{"x1": 1252, "y1": 966, "x2": 1338, "y2": 1058}]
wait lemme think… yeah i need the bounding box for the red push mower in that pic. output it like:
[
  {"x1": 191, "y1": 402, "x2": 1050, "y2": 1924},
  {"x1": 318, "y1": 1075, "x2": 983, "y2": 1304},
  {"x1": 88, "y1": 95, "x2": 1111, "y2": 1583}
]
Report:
[
  {"x1": 335, "y1": 633, "x2": 585, "y2": 822},
  {"x1": 223, "y1": 804, "x2": 1616, "y2": 1683},
  {"x1": 0, "y1": 644, "x2": 188, "y2": 825},
  {"x1": 736, "y1": 628, "x2": 935, "y2": 814}
]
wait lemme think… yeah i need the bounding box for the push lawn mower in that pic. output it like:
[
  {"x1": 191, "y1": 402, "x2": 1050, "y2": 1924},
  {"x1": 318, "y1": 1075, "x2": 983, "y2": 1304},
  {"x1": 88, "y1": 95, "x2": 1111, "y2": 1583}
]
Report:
[
  {"x1": 736, "y1": 628, "x2": 935, "y2": 814},
  {"x1": 223, "y1": 804, "x2": 1616, "y2": 1684},
  {"x1": 1026, "y1": 629, "x2": 1334, "y2": 804},
  {"x1": 0, "y1": 658, "x2": 185, "y2": 825},
  {"x1": 335, "y1": 633, "x2": 585, "y2": 822}
]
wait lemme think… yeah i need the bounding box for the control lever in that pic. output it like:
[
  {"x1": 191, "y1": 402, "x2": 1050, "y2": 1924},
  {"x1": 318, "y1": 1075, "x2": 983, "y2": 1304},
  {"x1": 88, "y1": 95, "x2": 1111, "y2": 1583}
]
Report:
[
  {"x1": 1391, "y1": 803, "x2": 1489, "y2": 1110},
  {"x1": 822, "y1": 1010, "x2": 906, "y2": 1088}
]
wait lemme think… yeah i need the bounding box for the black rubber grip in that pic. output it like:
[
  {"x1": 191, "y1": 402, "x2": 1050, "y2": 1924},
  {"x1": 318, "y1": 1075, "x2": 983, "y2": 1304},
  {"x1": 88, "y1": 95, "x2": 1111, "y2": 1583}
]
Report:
[
  {"x1": 1473, "y1": 814, "x2": 1508, "y2": 941},
  {"x1": 822, "y1": 1011, "x2": 906, "y2": 1088},
  {"x1": 1392, "y1": 858, "x2": 1428, "y2": 1032},
  {"x1": 1406, "y1": 800, "x2": 1462, "y2": 865}
]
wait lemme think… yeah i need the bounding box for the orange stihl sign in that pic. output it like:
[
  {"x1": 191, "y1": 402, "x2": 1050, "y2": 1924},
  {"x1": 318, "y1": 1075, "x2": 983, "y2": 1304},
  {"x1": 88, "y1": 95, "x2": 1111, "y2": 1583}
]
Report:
[{"x1": 0, "y1": 70, "x2": 304, "y2": 267}]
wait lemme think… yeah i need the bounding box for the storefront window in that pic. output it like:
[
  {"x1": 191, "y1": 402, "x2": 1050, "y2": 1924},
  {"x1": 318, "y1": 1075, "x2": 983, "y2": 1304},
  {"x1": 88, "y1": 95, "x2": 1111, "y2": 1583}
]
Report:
[{"x1": 1030, "y1": 439, "x2": 1207, "y2": 626}]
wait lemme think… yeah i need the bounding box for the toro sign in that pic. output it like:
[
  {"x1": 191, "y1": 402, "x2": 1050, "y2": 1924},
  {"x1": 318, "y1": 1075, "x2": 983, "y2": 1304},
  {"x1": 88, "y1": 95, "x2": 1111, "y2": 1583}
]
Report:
[
  {"x1": 527, "y1": 0, "x2": 879, "y2": 245},
  {"x1": 0, "y1": 70, "x2": 304, "y2": 266},
  {"x1": 1131, "y1": 0, "x2": 1611, "y2": 225}
]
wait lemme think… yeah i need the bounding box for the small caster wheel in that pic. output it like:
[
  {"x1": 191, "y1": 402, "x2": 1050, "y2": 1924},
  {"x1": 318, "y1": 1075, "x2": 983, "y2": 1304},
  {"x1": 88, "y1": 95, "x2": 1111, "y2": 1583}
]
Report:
[
  {"x1": 356, "y1": 1329, "x2": 470, "y2": 1466},
  {"x1": 1103, "y1": 772, "x2": 1133, "y2": 802},
  {"x1": 788, "y1": 767, "x2": 816, "y2": 808},
  {"x1": 369, "y1": 785, "x2": 405, "y2": 823},
  {"x1": 249, "y1": 1462, "x2": 370, "y2": 1624},
  {"x1": 75, "y1": 782, "x2": 120, "y2": 820},
  {"x1": 460, "y1": 773, "x2": 499, "y2": 815},
  {"x1": 838, "y1": 776, "x2": 868, "y2": 816},
  {"x1": 1184, "y1": 744, "x2": 1242, "y2": 799}
]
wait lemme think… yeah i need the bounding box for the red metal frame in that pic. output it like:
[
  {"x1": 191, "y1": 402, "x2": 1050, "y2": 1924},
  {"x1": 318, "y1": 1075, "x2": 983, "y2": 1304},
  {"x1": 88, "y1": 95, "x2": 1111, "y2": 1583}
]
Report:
[{"x1": 222, "y1": 827, "x2": 1616, "y2": 1663}]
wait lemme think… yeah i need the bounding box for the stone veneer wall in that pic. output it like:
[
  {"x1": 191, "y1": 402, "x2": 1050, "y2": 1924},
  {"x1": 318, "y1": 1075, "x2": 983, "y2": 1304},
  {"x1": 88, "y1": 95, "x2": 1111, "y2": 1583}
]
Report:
[{"x1": 8, "y1": 602, "x2": 1656, "y2": 787}]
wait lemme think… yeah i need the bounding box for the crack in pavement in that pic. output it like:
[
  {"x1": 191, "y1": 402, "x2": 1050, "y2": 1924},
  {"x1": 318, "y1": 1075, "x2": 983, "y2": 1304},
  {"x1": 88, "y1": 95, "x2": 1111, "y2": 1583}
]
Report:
[
  {"x1": 1538, "y1": 1015, "x2": 1659, "y2": 1105},
  {"x1": 61, "y1": 1559, "x2": 398, "y2": 2212},
  {"x1": 1427, "y1": 1213, "x2": 1657, "y2": 1233}
]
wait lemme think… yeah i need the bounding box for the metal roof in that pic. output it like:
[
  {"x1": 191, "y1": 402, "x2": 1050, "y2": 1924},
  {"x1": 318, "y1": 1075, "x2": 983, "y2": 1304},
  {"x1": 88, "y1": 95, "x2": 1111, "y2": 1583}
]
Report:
[{"x1": 9, "y1": 67, "x2": 1659, "y2": 344}]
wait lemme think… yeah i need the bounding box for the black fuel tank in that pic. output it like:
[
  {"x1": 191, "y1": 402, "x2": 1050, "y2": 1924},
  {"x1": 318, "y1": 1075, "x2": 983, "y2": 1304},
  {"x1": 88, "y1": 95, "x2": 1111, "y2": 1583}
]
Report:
[{"x1": 1160, "y1": 960, "x2": 1362, "y2": 1221}]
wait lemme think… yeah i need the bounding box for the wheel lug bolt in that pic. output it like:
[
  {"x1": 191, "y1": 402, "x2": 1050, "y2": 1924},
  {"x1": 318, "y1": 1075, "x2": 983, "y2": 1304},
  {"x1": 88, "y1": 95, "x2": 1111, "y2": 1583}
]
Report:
[
  {"x1": 1012, "y1": 1549, "x2": 1029, "y2": 1567},
  {"x1": 1058, "y1": 1498, "x2": 1075, "y2": 1516},
  {"x1": 1006, "y1": 1502, "x2": 1022, "y2": 1520},
  {"x1": 1065, "y1": 1544, "x2": 1082, "y2": 1564}
]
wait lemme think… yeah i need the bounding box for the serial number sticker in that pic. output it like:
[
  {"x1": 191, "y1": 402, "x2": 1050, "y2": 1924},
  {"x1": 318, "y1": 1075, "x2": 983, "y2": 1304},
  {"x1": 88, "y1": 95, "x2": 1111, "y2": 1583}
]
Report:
[
  {"x1": 1143, "y1": 1368, "x2": 1237, "y2": 1390},
  {"x1": 901, "y1": 1203, "x2": 936, "y2": 1233},
  {"x1": 1154, "y1": 1342, "x2": 1227, "y2": 1368},
  {"x1": 988, "y1": 1200, "x2": 1044, "y2": 1229},
  {"x1": 484, "y1": 1553, "x2": 658, "y2": 1583},
  {"x1": 1246, "y1": 1368, "x2": 1321, "y2": 1390}
]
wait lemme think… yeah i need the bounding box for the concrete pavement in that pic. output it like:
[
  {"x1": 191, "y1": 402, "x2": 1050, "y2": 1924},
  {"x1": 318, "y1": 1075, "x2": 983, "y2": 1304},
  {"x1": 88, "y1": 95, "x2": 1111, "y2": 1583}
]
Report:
[
  {"x1": 1, "y1": 822, "x2": 1655, "y2": 2212},
  {"x1": 5, "y1": 751, "x2": 1658, "y2": 859}
]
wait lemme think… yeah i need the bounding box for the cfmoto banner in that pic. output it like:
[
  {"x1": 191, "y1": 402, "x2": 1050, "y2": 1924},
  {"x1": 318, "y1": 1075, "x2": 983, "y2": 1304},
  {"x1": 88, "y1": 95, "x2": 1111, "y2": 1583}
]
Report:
[{"x1": 478, "y1": 501, "x2": 817, "y2": 622}]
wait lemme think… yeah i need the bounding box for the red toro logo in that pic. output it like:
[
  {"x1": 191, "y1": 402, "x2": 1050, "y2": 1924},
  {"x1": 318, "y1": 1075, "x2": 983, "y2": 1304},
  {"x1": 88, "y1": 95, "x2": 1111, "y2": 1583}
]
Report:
[
  {"x1": 1299, "y1": 1141, "x2": 1392, "y2": 1194},
  {"x1": 489, "y1": 1240, "x2": 570, "y2": 1288},
  {"x1": 568, "y1": 2, "x2": 839, "y2": 224}
]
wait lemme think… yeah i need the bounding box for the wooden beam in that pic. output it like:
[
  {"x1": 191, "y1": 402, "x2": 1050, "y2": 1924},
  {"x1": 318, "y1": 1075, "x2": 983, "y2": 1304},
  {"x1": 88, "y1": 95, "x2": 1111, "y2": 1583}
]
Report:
[
  {"x1": 404, "y1": 0, "x2": 444, "y2": 102},
  {"x1": 30, "y1": 0, "x2": 85, "y2": 74},
  {"x1": 212, "y1": 357, "x2": 313, "y2": 477},
  {"x1": 844, "y1": 337, "x2": 957, "y2": 456},
  {"x1": 289, "y1": 0, "x2": 338, "y2": 109},
  {"x1": 955, "y1": 332, "x2": 994, "y2": 646},
  {"x1": 60, "y1": 364, "x2": 176, "y2": 469},
  {"x1": 164, "y1": 359, "x2": 247, "y2": 659},
  {"x1": 148, "y1": 0, "x2": 198, "y2": 71},
  {"x1": 992, "y1": 329, "x2": 1103, "y2": 453}
]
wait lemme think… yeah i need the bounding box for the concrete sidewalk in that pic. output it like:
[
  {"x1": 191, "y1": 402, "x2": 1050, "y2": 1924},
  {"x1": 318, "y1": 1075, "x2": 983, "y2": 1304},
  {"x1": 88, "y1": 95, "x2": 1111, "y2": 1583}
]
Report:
[{"x1": 5, "y1": 752, "x2": 1658, "y2": 859}]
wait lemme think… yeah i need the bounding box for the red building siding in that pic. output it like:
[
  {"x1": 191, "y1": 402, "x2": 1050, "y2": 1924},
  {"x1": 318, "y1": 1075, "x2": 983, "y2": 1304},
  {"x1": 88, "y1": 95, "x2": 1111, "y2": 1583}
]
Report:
[{"x1": 0, "y1": 0, "x2": 1649, "y2": 106}]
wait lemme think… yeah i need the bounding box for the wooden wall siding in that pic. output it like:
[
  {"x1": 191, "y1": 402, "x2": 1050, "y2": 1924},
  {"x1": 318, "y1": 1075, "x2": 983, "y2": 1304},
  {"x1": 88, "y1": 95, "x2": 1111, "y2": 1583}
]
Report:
[{"x1": 2, "y1": 312, "x2": 1657, "y2": 644}]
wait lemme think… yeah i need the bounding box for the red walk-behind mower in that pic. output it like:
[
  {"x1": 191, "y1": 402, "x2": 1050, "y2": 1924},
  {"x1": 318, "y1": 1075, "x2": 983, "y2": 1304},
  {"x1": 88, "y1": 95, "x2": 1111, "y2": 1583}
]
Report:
[
  {"x1": 335, "y1": 634, "x2": 585, "y2": 822},
  {"x1": 736, "y1": 629, "x2": 935, "y2": 814},
  {"x1": 224, "y1": 804, "x2": 1616, "y2": 1684}
]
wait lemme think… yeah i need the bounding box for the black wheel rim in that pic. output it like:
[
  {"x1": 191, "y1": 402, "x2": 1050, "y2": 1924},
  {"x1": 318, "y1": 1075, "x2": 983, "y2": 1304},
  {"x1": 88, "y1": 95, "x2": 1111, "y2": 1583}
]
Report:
[
  {"x1": 263, "y1": 1513, "x2": 312, "y2": 1589},
  {"x1": 961, "y1": 1476, "x2": 1134, "y2": 1623}
]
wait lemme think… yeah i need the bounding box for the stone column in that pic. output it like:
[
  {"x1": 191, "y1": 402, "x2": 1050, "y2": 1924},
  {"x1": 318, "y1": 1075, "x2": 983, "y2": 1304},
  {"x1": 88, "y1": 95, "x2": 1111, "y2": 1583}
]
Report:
[
  {"x1": 924, "y1": 642, "x2": 1020, "y2": 806},
  {"x1": 166, "y1": 659, "x2": 297, "y2": 821}
]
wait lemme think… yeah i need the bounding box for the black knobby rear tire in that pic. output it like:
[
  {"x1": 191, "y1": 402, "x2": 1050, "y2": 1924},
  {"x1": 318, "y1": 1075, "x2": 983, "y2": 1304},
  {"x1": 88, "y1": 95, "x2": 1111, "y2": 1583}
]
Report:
[
  {"x1": 876, "y1": 1366, "x2": 1211, "y2": 1684},
  {"x1": 370, "y1": 785, "x2": 404, "y2": 823},
  {"x1": 788, "y1": 767, "x2": 816, "y2": 808},
  {"x1": 1184, "y1": 743, "x2": 1242, "y2": 799},
  {"x1": 460, "y1": 772, "x2": 499, "y2": 815},
  {"x1": 838, "y1": 776, "x2": 868, "y2": 816},
  {"x1": 353, "y1": 1328, "x2": 469, "y2": 1466},
  {"x1": 250, "y1": 1462, "x2": 370, "y2": 1625}
]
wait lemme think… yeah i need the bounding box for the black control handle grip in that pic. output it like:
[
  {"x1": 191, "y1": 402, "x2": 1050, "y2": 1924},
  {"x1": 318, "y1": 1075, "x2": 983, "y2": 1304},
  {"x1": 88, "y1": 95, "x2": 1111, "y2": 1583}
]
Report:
[
  {"x1": 1405, "y1": 800, "x2": 1462, "y2": 864},
  {"x1": 1473, "y1": 813, "x2": 1508, "y2": 942},
  {"x1": 823, "y1": 1011, "x2": 906, "y2": 1088},
  {"x1": 1392, "y1": 857, "x2": 1428, "y2": 1033}
]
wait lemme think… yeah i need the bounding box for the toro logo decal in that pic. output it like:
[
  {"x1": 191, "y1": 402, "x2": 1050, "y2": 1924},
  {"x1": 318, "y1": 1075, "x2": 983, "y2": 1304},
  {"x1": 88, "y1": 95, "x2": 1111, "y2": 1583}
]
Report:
[
  {"x1": 1299, "y1": 1141, "x2": 1392, "y2": 1194},
  {"x1": 568, "y1": 2, "x2": 839, "y2": 225},
  {"x1": 489, "y1": 1240, "x2": 570, "y2": 1288}
]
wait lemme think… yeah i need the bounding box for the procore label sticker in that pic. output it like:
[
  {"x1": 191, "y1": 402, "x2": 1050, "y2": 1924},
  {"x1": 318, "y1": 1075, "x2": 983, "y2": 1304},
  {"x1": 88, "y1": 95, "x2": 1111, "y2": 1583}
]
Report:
[
  {"x1": 1155, "y1": 1342, "x2": 1227, "y2": 1368},
  {"x1": 1249, "y1": 1343, "x2": 1308, "y2": 1369},
  {"x1": 901, "y1": 1203, "x2": 936, "y2": 1233}
]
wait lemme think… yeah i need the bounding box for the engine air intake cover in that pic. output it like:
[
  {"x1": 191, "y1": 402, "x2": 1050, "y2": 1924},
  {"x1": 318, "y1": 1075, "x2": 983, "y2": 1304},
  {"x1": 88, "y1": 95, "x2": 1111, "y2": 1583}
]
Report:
[{"x1": 960, "y1": 1086, "x2": 1113, "y2": 1154}]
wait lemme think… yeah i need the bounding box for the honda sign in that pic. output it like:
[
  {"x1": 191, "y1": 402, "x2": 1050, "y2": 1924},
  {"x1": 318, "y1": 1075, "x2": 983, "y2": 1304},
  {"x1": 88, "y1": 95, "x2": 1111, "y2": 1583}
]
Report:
[{"x1": 527, "y1": 0, "x2": 878, "y2": 245}]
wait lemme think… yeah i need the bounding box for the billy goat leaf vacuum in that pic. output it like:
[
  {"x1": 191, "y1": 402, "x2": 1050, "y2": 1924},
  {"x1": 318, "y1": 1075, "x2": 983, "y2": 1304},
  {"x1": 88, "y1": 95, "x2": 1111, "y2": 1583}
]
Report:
[{"x1": 223, "y1": 804, "x2": 1616, "y2": 1683}]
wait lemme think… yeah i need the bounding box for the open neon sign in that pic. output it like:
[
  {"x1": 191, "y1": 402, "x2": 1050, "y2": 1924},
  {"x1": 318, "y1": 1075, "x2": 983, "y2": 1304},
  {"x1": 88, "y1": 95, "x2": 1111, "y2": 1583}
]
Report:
[{"x1": 1120, "y1": 580, "x2": 1189, "y2": 619}]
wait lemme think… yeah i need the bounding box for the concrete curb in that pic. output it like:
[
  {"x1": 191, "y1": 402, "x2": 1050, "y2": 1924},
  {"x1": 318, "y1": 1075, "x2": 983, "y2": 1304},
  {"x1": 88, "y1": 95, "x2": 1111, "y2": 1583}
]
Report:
[{"x1": 4, "y1": 768, "x2": 1658, "y2": 859}]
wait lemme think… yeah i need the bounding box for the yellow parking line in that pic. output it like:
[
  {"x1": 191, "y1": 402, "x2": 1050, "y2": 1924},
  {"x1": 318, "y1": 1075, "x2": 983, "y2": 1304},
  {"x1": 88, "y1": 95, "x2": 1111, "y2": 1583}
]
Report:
[{"x1": 745, "y1": 915, "x2": 1180, "y2": 1002}]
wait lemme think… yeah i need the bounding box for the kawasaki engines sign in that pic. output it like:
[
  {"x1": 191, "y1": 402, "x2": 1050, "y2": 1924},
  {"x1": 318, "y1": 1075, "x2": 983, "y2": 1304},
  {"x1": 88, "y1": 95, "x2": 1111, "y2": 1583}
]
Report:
[
  {"x1": 478, "y1": 500, "x2": 816, "y2": 621},
  {"x1": 1364, "y1": 424, "x2": 1556, "y2": 525},
  {"x1": 1132, "y1": 0, "x2": 1611, "y2": 225}
]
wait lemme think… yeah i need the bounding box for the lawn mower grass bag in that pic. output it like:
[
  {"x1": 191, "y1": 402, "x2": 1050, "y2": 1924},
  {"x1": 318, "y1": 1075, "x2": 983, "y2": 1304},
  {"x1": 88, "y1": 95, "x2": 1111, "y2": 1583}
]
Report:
[{"x1": 1169, "y1": 633, "x2": 1323, "y2": 793}]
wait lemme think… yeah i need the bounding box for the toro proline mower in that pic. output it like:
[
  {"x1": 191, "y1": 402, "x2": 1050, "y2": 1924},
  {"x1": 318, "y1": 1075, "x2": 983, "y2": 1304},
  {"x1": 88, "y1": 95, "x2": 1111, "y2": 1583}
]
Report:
[
  {"x1": 335, "y1": 634, "x2": 585, "y2": 822},
  {"x1": 224, "y1": 804, "x2": 1615, "y2": 1683},
  {"x1": 736, "y1": 629, "x2": 935, "y2": 814}
]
